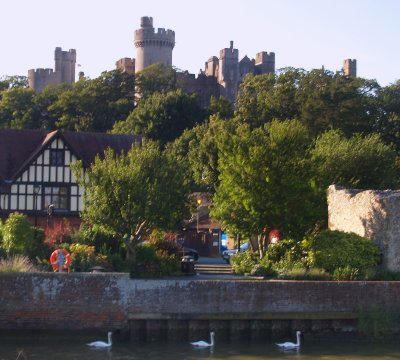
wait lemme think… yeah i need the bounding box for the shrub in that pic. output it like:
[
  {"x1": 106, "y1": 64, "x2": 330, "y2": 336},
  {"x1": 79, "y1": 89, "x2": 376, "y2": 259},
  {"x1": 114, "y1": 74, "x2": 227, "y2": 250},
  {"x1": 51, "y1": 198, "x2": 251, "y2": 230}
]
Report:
[
  {"x1": 1, "y1": 213, "x2": 34, "y2": 256},
  {"x1": 250, "y1": 263, "x2": 277, "y2": 278},
  {"x1": 230, "y1": 251, "x2": 259, "y2": 275},
  {"x1": 0, "y1": 255, "x2": 38, "y2": 272},
  {"x1": 306, "y1": 230, "x2": 381, "y2": 275},
  {"x1": 131, "y1": 241, "x2": 180, "y2": 277},
  {"x1": 266, "y1": 238, "x2": 307, "y2": 267},
  {"x1": 60, "y1": 243, "x2": 109, "y2": 272},
  {"x1": 72, "y1": 223, "x2": 120, "y2": 255}
]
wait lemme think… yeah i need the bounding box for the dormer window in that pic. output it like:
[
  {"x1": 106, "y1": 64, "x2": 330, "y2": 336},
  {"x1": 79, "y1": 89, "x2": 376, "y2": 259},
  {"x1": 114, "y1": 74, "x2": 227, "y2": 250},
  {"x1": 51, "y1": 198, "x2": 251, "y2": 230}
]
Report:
[{"x1": 50, "y1": 149, "x2": 64, "y2": 166}]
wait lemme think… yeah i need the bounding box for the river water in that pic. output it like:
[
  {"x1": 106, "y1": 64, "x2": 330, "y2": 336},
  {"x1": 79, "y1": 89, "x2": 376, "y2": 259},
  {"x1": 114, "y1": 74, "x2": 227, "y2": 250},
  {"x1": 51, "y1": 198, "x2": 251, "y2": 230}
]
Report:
[{"x1": 1, "y1": 332, "x2": 399, "y2": 360}]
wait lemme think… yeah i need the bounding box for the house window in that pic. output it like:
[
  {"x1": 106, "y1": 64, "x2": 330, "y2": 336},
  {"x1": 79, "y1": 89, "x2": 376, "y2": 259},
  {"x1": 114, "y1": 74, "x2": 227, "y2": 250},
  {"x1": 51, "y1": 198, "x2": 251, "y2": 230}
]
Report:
[
  {"x1": 44, "y1": 186, "x2": 68, "y2": 210},
  {"x1": 50, "y1": 149, "x2": 64, "y2": 166}
]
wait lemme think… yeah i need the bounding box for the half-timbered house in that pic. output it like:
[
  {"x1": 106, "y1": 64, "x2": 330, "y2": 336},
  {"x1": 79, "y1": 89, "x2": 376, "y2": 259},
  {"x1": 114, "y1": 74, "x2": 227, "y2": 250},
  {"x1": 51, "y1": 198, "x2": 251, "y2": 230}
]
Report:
[{"x1": 0, "y1": 129, "x2": 141, "y2": 228}]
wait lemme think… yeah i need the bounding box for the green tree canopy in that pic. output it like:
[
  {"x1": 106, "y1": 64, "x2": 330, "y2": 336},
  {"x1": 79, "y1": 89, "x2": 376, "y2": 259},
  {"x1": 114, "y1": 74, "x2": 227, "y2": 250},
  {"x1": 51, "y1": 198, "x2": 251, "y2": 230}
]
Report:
[
  {"x1": 0, "y1": 87, "x2": 38, "y2": 129},
  {"x1": 71, "y1": 141, "x2": 191, "y2": 259},
  {"x1": 296, "y1": 69, "x2": 379, "y2": 137},
  {"x1": 211, "y1": 119, "x2": 316, "y2": 256},
  {"x1": 135, "y1": 63, "x2": 177, "y2": 101},
  {"x1": 112, "y1": 89, "x2": 205, "y2": 145},
  {"x1": 51, "y1": 70, "x2": 135, "y2": 132},
  {"x1": 311, "y1": 129, "x2": 398, "y2": 191}
]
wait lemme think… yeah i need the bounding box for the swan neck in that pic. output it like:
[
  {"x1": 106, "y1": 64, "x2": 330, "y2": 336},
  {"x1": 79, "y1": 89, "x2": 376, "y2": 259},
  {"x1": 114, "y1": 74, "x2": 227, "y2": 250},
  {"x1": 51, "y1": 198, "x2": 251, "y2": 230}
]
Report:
[
  {"x1": 296, "y1": 332, "x2": 301, "y2": 346},
  {"x1": 210, "y1": 333, "x2": 215, "y2": 346}
]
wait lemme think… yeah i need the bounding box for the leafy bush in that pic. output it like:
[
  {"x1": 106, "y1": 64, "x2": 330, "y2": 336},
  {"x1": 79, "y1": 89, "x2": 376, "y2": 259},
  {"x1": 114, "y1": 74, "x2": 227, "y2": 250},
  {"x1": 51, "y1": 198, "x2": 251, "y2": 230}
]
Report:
[
  {"x1": 306, "y1": 230, "x2": 381, "y2": 275},
  {"x1": 0, "y1": 255, "x2": 38, "y2": 272},
  {"x1": 58, "y1": 243, "x2": 109, "y2": 272},
  {"x1": 230, "y1": 251, "x2": 259, "y2": 275},
  {"x1": 1, "y1": 213, "x2": 34, "y2": 256},
  {"x1": 131, "y1": 240, "x2": 180, "y2": 277},
  {"x1": 250, "y1": 263, "x2": 277, "y2": 278},
  {"x1": 266, "y1": 238, "x2": 307, "y2": 267},
  {"x1": 72, "y1": 223, "x2": 120, "y2": 255}
]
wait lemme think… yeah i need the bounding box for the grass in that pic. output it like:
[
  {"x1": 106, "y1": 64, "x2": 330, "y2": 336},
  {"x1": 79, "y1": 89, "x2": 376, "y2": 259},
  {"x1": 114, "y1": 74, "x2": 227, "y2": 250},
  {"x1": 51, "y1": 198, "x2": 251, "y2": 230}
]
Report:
[{"x1": 0, "y1": 255, "x2": 38, "y2": 272}]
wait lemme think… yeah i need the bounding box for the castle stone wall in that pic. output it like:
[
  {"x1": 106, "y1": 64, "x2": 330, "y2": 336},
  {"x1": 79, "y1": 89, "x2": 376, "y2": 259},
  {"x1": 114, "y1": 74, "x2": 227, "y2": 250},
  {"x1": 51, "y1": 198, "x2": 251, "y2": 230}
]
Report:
[{"x1": 327, "y1": 185, "x2": 400, "y2": 272}]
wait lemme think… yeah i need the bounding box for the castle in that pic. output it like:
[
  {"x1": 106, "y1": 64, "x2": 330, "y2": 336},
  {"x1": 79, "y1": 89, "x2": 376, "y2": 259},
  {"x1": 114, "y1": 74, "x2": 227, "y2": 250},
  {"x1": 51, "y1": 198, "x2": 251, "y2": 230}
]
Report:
[
  {"x1": 116, "y1": 16, "x2": 277, "y2": 105},
  {"x1": 28, "y1": 47, "x2": 76, "y2": 92},
  {"x1": 28, "y1": 17, "x2": 357, "y2": 107}
]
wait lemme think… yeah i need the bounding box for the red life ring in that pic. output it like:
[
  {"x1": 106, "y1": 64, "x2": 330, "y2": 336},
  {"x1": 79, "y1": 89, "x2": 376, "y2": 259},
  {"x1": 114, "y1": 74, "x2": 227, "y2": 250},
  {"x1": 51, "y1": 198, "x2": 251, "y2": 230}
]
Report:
[{"x1": 50, "y1": 249, "x2": 71, "y2": 271}]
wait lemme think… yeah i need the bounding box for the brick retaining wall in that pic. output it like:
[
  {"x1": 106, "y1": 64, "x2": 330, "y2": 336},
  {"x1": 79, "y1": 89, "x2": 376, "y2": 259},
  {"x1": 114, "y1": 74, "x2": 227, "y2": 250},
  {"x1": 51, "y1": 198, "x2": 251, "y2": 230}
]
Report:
[{"x1": 1, "y1": 273, "x2": 399, "y2": 338}]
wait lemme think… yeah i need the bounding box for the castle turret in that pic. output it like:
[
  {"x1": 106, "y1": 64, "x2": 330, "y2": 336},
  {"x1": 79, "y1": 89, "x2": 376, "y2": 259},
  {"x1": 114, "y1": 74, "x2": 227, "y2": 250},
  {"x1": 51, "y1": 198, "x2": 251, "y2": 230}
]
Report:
[
  {"x1": 134, "y1": 16, "x2": 175, "y2": 73},
  {"x1": 116, "y1": 57, "x2": 135, "y2": 74},
  {"x1": 343, "y1": 59, "x2": 357, "y2": 77},
  {"x1": 218, "y1": 41, "x2": 239, "y2": 103},
  {"x1": 255, "y1": 51, "x2": 275, "y2": 74}
]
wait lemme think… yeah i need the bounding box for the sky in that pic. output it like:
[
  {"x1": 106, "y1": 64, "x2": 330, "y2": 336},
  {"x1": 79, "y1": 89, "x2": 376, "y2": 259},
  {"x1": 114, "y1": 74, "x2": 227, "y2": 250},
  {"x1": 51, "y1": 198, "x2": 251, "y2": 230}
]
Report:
[{"x1": 1, "y1": 0, "x2": 399, "y2": 86}]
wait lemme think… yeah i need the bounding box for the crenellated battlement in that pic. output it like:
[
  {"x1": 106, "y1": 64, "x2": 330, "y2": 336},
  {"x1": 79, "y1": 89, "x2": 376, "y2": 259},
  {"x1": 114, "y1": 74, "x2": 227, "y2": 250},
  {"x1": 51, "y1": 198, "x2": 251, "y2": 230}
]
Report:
[
  {"x1": 28, "y1": 68, "x2": 54, "y2": 76},
  {"x1": 134, "y1": 16, "x2": 175, "y2": 49},
  {"x1": 134, "y1": 17, "x2": 175, "y2": 73}
]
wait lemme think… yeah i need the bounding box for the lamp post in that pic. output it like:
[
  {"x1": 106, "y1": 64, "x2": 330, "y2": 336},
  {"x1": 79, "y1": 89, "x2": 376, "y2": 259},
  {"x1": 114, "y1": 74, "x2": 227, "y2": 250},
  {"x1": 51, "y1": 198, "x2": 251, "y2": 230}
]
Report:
[
  {"x1": 33, "y1": 185, "x2": 41, "y2": 227},
  {"x1": 196, "y1": 198, "x2": 202, "y2": 233}
]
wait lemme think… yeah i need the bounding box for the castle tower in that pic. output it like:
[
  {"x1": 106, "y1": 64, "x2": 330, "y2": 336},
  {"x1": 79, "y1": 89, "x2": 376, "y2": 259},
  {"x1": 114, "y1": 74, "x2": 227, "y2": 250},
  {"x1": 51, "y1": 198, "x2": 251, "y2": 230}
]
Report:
[
  {"x1": 116, "y1": 58, "x2": 135, "y2": 74},
  {"x1": 28, "y1": 47, "x2": 76, "y2": 92},
  {"x1": 218, "y1": 41, "x2": 239, "y2": 103},
  {"x1": 343, "y1": 59, "x2": 357, "y2": 77},
  {"x1": 255, "y1": 51, "x2": 275, "y2": 75},
  {"x1": 54, "y1": 47, "x2": 76, "y2": 85},
  {"x1": 134, "y1": 16, "x2": 175, "y2": 73}
]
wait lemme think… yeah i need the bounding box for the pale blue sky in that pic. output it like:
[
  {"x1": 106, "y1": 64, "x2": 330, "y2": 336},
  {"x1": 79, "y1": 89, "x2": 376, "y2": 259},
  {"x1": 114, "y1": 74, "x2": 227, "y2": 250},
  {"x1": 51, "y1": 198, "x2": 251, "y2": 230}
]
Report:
[{"x1": 1, "y1": 0, "x2": 399, "y2": 86}]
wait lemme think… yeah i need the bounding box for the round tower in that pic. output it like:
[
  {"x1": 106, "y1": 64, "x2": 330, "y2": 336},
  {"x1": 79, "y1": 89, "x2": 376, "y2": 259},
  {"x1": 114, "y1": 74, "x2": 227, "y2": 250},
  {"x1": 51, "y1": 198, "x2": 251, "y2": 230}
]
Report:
[{"x1": 134, "y1": 16, "x2": 175, "y2": 73}]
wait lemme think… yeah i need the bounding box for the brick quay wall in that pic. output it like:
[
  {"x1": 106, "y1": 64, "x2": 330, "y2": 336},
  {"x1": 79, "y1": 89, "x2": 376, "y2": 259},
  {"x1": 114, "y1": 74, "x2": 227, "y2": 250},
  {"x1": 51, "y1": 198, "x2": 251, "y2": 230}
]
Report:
[{"x1": 1, "y1": 273, "x2": 399, "y2": 340}]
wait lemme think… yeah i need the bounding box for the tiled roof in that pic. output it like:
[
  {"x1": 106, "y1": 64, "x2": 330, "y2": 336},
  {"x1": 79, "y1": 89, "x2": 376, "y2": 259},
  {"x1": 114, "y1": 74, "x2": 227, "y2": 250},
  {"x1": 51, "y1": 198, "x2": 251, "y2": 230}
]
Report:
[{"x1": 0, "y1": 129, "x2": 141, "y2": 182}]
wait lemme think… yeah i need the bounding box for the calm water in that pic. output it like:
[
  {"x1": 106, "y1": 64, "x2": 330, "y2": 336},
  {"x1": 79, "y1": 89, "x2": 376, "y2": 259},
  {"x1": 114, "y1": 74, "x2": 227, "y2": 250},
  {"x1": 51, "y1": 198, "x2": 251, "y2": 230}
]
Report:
[{"x1": 1, "y1": 332, "x2": 400, "y2": 360}]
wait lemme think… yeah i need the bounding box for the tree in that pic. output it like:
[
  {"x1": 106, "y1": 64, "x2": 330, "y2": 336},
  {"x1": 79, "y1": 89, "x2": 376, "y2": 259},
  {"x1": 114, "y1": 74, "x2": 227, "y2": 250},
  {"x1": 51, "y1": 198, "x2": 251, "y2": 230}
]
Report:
[
  {"x1": 1, "y1": 212, "x2": 34, "y2": 256},
  {"x1": 112, "y1": 89, "x2": 205, "y2": 145},
  {"x1": 375, "y1": 80, "x2": 400, "y2": 152},
  {"x1": 51, "y1": 70, "x2": 135, "y2": 132},
  {"x1": 208, "y1": 96, "x2": 233, "y2": 120},
  {"x1": 0, "y1": 87, "x2": 38, "y2": 129},
  {"x1": 211, "y1": 119, "x2": 316, "y2": 257},
  {"x1": 295, "y1": 69, "x2": 379, "y2": 137},
  {"x1": 235, "y1": 68, "x2": 304, "y2": 128},
  {"x1": 71, "y1": 141, "x2": 191, "y2": 260},
  {"x1": 135, "y1": 63, "x2": 177, "y2": 101},
  {"x1": 310, "y1": 129, "x2": 398, "y2": 191},
  {"x1": 33, "y1": 83, "x2": 71, "y2": 129}
]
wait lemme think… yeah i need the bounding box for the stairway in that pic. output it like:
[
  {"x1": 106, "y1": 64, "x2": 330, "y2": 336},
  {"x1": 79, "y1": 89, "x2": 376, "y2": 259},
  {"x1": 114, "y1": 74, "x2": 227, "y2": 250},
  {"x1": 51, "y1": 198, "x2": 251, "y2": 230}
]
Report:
[{"x1": 194, "y1": 263, "x2": 233, "y2": 275}]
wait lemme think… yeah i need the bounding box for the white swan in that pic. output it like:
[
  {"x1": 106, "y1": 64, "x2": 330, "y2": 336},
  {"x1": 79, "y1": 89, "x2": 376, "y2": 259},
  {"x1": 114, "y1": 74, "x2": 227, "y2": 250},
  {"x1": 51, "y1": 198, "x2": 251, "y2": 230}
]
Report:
[
  {"x1": 276, "y1": 330, "x2": 301, "y2": 350},
  {"x1": 87, "y1": 331, "x2": 112, "y2": 348},
  {"x1": 191, "y1": 331, "x2": 215, "y2": 348}
]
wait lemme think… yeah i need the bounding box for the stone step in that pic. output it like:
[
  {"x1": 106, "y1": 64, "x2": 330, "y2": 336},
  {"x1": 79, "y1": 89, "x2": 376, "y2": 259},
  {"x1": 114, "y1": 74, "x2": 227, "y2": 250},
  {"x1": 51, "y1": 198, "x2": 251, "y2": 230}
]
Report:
[{"x1": 194, "y1": 264, "x2": 233, "y2": 274}]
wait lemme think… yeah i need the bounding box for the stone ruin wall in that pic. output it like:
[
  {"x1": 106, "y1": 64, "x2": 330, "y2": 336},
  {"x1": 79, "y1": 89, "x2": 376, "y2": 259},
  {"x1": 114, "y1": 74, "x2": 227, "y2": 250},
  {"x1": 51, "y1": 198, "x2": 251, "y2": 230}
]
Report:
[{"x1": 327, "y1": 185, "x2": 400, "y2": 272}]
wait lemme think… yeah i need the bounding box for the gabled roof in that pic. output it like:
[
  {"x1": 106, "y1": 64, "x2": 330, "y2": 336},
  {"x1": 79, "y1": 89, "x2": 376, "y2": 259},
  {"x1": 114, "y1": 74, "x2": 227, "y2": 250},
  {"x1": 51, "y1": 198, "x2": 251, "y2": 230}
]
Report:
[{"x1": 0, "y1": 129, "x2": 141, "y2": 183}]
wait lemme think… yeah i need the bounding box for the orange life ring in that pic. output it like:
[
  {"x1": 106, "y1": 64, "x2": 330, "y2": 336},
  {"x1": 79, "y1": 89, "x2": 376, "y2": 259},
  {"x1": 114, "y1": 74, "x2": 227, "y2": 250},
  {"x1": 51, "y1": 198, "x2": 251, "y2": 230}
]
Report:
[{"x1": 50, "y1": 249, "x2": 71, "y2": 271}]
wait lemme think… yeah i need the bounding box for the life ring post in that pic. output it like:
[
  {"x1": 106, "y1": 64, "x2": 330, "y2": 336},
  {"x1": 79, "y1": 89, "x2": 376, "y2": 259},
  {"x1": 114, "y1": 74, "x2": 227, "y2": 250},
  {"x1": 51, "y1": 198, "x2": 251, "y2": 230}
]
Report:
[{"x1": 50, "y1": 249, "x2": 71, "y2": 272}]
